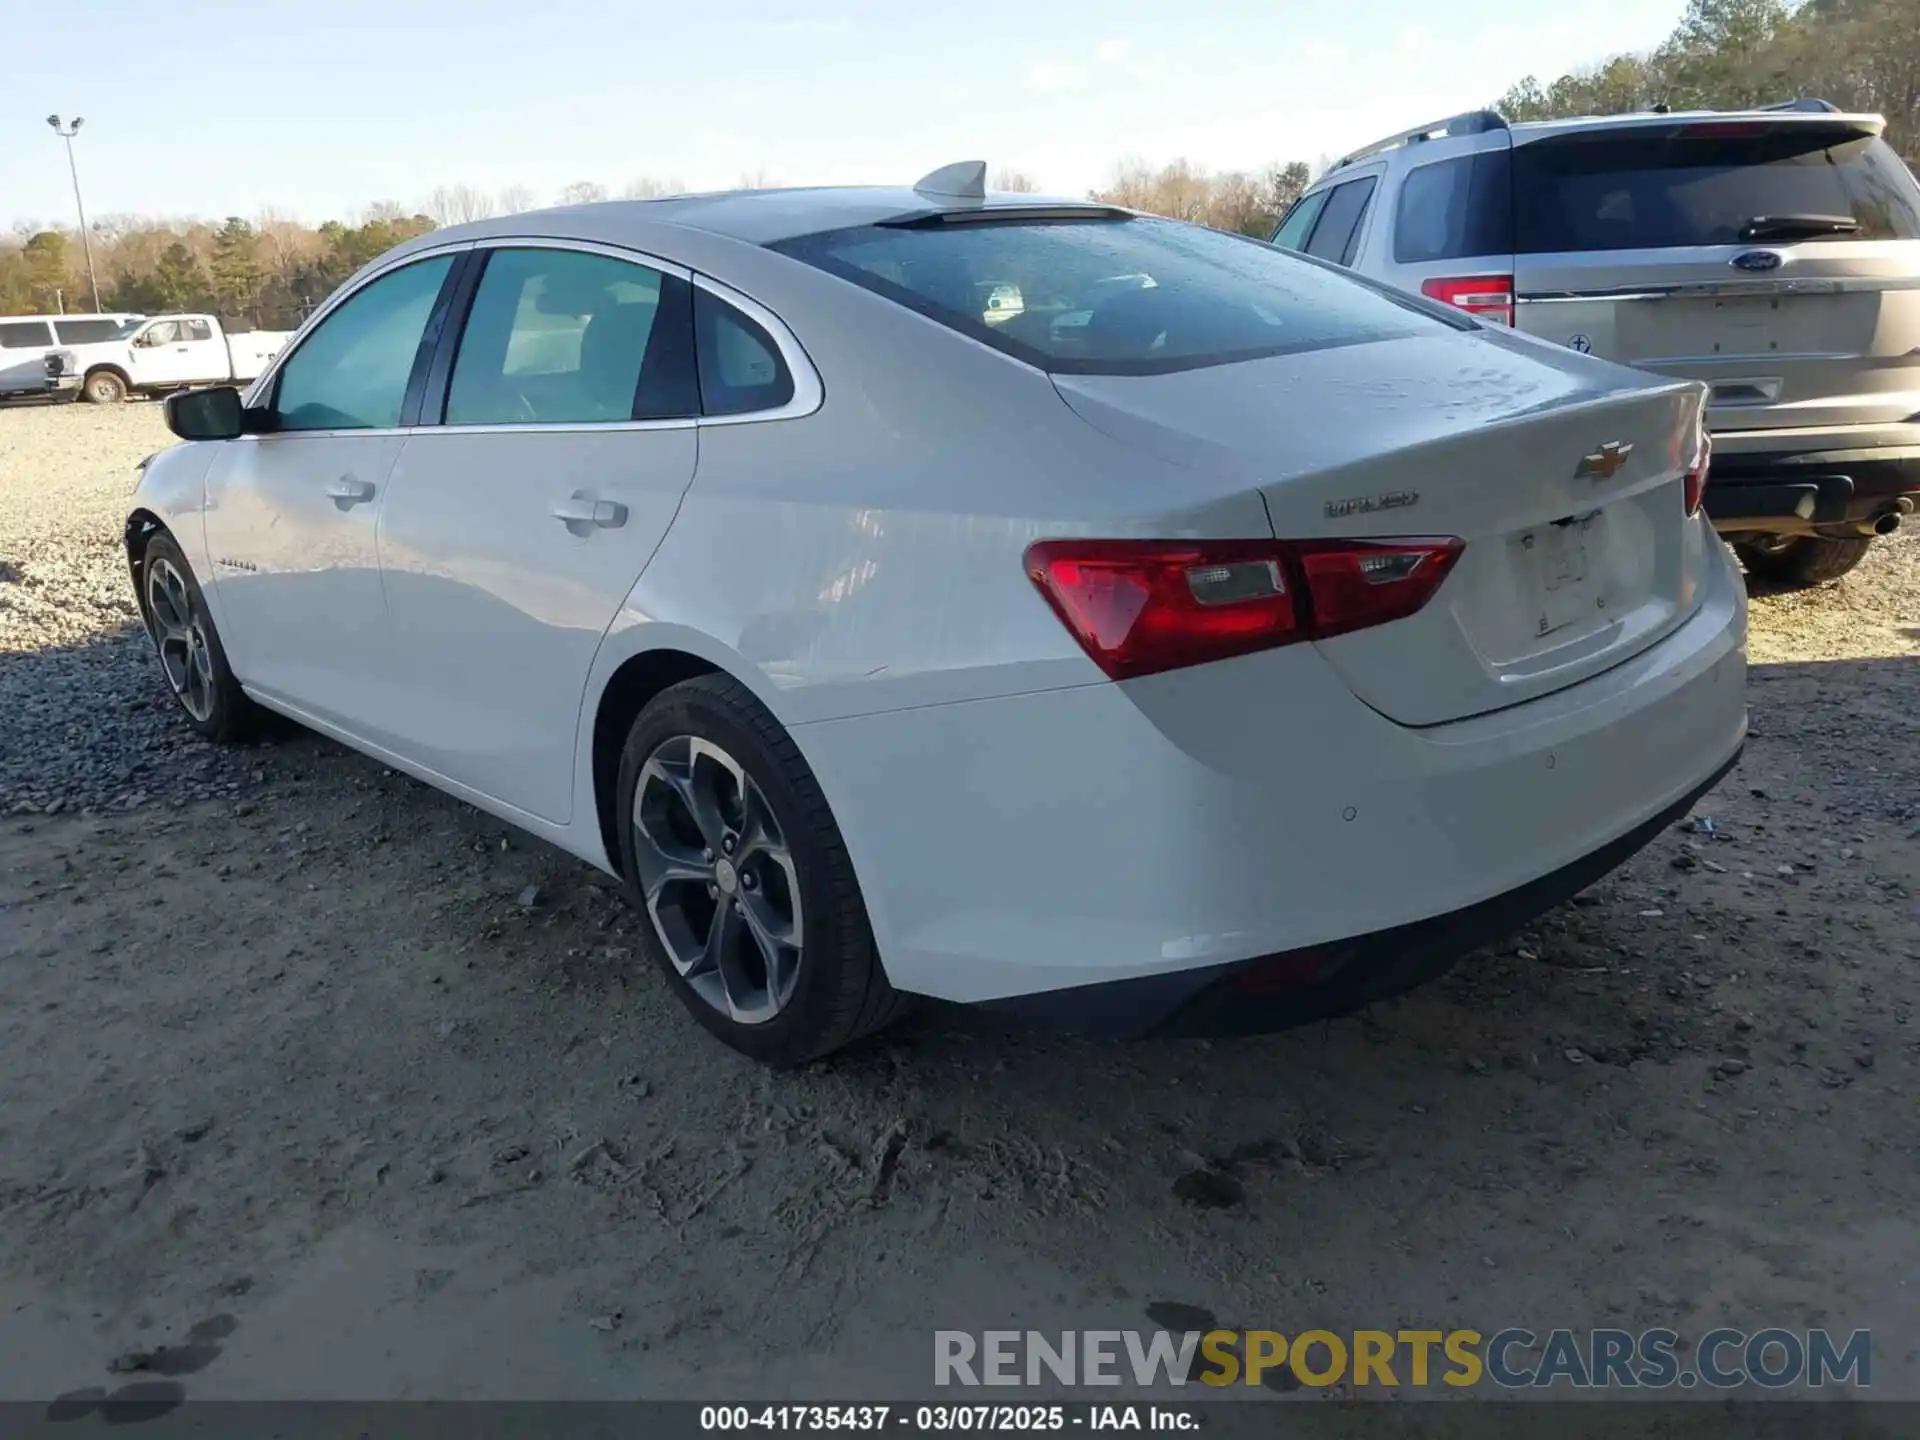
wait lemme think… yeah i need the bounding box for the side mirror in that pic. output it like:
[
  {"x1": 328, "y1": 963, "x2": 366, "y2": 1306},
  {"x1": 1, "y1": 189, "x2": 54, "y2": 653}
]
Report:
[
  {"x1": 165, "y1": 386, "x2": 246, "y2": 442},
  {"x1": 132, "y1": 330, "x2": 157, "y2": 348}
]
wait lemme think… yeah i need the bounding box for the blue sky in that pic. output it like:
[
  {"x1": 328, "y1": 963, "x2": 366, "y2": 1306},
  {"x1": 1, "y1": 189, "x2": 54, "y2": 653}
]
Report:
[{"x1": 6, "y1": 0, "x2": 1688, "y2": 228}]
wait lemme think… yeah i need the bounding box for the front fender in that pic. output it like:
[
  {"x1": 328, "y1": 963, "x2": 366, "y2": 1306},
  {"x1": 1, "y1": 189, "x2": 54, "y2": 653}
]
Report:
[{"x1": 127, "y1": 442, "x2": 220, "y2": 615}]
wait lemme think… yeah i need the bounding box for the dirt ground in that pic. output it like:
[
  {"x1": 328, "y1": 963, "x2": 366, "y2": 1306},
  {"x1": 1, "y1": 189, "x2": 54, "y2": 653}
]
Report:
[{"x1": 1, "y1": 404, "x2": 1917, "y2": 1404}]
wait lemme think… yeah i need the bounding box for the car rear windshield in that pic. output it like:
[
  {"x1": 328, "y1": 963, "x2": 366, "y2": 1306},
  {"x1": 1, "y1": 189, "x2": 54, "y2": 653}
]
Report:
[
  {"x1": 771, "y1": 215, "x2": 1449, "y2": 375},
  {"x1": 1513, "y1": 126, "x2": 1920, "y2": 253}
]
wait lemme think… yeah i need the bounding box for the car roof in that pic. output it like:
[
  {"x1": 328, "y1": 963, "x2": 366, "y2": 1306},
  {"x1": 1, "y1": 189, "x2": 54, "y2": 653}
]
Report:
[{"x1": 425, "y1": 185, "x2": 1105, "y2": 251}]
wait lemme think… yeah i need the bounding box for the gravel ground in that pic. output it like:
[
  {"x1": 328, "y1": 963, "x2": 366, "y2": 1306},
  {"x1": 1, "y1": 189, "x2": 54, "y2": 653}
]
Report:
[{"x1": 1, "y1": 402, "x2": 1918, "y2": 1404}]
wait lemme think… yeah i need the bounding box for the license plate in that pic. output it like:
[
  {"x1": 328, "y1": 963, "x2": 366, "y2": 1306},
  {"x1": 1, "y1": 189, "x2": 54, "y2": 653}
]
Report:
[{"x1": 1518, "y1": 515, "x2": 1599, "y2": 637}]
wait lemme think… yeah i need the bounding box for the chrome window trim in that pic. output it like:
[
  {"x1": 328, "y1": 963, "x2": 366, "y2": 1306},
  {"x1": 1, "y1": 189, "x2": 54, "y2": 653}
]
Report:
[
  {"x1": 689, "y1": 272, "x2": 825, "y2": 426},
  {"x1": 241, "y1": 235, "x2": 823, "y2": 434}
]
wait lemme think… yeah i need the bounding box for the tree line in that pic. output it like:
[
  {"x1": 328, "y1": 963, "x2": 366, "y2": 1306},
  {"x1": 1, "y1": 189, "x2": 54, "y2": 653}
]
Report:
[
  {"x1": 2, "y1": 0, "x2": 1911, "y2": 327},
  {"x1": 1498, "y1": 0, "x2": 1920, "y2": 157}
]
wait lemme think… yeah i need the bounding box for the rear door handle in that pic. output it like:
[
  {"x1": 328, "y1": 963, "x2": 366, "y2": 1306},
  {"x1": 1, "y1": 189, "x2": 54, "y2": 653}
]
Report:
[
  {"x1": 326, "y1": 476, "x2": 376, "y2": 507},
  {"x1": 551, "y1": 495, "x2": 628, "y2": 530}
]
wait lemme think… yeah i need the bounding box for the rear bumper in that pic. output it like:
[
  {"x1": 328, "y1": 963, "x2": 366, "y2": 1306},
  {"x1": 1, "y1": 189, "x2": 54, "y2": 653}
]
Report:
[
  {"x1": 983, "y1": 743, "x2": 1742, "y2": 1039},
  {"x1": 796, "y1": 541, "x2": 1748, "y2": 1011},
  {"x1": 1703, "y1": 430, "x2": 1920, "y2": 537}
]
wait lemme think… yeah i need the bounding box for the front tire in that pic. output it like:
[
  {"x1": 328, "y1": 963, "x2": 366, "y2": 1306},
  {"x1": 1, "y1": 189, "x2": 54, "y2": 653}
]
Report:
[
  {"x1": 84, "y1": 369, "x2": 128, "y2": 404},
  {"x1": 616, "y1": 674, "x2": 908, "y2": 1066},
  {"x1": 1735, "y1": 535, "x2": 1873, "y2": 587},
  {"x1": 139, "y1": 533, "x2": 260, "y2": 743}
]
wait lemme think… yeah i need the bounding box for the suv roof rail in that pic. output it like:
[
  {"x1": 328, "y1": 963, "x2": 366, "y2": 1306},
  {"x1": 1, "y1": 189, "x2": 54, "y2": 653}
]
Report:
[
  {"x1": 1759, "y1": 97, "x2": 1842, "y2": 113},
  {"x1": 1332, "y1": 109, "x2": 1508, "y2": 171}
]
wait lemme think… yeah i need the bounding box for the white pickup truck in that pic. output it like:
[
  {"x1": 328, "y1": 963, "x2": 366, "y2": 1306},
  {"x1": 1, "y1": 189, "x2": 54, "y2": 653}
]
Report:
[{"x1": 72, "y1": 314, "x2": 292, "y2": 404}]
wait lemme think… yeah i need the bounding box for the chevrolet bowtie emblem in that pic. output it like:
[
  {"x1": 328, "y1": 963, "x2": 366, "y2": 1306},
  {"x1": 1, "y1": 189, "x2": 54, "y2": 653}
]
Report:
[{"x1": 1576, "y1": 440, "x2": 1634, "y2": 480}]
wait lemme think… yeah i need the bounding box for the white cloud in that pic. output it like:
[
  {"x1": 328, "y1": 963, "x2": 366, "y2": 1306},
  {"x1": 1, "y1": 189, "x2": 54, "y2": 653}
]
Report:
[
  {"x1": 1398, "y1": 24, "x2": 1435, "y2": 52},
  {"x1": 1095, "y1": 37, "x2": 1133, "y2": 65},
  {"x1": 1303, "y1": 39, "x2": 1348, "y2": 65},
  {"x1": 1025, "y1": 60, "x2": 1086, "y2": 95}
]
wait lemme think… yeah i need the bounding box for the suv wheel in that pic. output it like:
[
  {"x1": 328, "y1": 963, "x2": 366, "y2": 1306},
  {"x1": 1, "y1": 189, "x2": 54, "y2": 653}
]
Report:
[{"x1": 1734, "y1": 535, "x2": 1873, "y2": 588}]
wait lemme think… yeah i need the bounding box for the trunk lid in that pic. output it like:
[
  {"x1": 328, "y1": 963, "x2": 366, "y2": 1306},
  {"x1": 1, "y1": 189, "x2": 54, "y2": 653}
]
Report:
[
  {"x1": 1508, "y1": 115, "x2": 1920, "y2": 433},
  {"x1": 1053, "y1": 329, "x2": 1707, "y2": 726}
]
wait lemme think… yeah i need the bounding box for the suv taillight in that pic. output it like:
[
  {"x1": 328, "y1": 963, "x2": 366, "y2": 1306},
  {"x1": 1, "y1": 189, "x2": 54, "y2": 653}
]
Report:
[
  {"x1": 1420, "y1": 275, "x2": 1514, "y2": 326},
  {"x1": 1025, "y1": 537, "x2": 1465, "y2": 680},
  {"x1": 1684, "y1": 429, "x2": 1712, "y2": 518}
]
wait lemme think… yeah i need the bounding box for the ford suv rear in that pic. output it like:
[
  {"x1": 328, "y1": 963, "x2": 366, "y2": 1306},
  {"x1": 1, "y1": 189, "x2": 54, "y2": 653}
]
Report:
[{"x1": 1273, "y1": 99, "x2": 1920, "y2": 585}]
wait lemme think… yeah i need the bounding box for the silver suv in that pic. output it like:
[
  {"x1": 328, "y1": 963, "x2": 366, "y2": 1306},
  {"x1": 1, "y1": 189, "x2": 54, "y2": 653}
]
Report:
[{"x1": 1274, "y1": 99, "x2": 1920, "y2": 585}]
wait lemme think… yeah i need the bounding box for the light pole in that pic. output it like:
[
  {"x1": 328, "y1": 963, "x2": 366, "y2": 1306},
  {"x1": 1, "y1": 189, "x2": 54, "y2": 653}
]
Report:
[{"x1": 45, "y1": 115, "x2": 102, "y2": 314}]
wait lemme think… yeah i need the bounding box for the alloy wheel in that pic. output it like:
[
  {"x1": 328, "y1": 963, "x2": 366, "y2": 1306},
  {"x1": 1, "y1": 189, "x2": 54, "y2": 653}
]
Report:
[
  {"x1": 631, "y1": 734, "x2": 805, "y2": 1024},
  {"x1": 146, "y1": 557, "x2": 216, "y2": 723}
]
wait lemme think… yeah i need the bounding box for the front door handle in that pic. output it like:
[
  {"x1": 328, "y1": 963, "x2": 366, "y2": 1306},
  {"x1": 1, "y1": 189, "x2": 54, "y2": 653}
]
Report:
[
  {"x1": 551, "y1": 494, "x2": 628, "y2": 530},
  {"x1": 326, "y1": 476, "x2": 376, "y2": 507}
]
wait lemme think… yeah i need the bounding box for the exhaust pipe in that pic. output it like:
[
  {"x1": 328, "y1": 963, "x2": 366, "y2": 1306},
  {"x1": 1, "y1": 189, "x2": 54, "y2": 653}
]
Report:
[{"x1": 1857, "y1": 497, "x2": 1913, "y2": 537}]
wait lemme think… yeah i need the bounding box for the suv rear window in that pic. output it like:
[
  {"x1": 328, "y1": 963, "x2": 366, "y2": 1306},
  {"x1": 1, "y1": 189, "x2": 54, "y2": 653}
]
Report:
[
  {"x1": 1513, "y1": 127, "x2": 1920, "y2": 252},
  {"x1": 772, "y1": 215, "x2": 1446, "y2": 375}
]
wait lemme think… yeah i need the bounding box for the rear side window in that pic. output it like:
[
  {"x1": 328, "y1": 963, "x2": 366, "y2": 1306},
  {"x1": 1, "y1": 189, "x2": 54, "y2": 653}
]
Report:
[
  {"x1": 772, "y1": 215, "x2": 1442, "y2": 376},
  {"x1": 1394, "y1": 152, "x2": 1514, "y2": 263},
  {"x1": 445, "y1": 248, "x2": 699, "y2": 425},
  {"x1": 694, "y1": 288, "x2": 795, "y2": 416},
  {"x1": 1303, "y1": 178, "x2": 1377, "y2": 265},
  {"x1": 0, "y1": 321, "x2": 52, "y2": 349},
  {"x1": 54, "y1": 319, "x2": 124, "y2": 344},
  {"x1": 1513, "y1": 128, "x2": 1920, "y2": 252},
  {"x1": 184, "y1": 319, "x2": 214, "y2": 342}
]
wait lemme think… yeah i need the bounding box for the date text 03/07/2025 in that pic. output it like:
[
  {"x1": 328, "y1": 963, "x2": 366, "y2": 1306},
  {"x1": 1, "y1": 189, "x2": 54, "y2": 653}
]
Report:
[{"x1": 699, "y1": 1404, "x2": 1195, "y2": 1432}]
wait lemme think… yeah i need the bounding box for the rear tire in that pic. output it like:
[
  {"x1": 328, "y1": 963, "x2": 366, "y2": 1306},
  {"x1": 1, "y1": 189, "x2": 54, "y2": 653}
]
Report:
[
  {"x1": 83, "y1": 370, "x2": 128, "y2": 405},
  {"x1": 138, "y1": 532, "x2": 261, "y2": 743},
  {"x1": 616, "y1": 673, "x2": 909, "y2": 1066},
  {"x1": 1734, "y1": 535, "x2": 1873, "y2": 587}
]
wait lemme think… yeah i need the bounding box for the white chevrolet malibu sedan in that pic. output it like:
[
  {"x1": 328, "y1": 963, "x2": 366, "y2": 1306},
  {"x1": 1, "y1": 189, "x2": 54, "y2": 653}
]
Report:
[{"x1": 128, "y1": 164, "x2": 1746, "y2": 1065}]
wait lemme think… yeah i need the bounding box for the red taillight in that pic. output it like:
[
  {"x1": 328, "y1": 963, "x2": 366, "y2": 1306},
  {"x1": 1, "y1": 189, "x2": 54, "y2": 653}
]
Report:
[
  {"x1": 1024, "y1": 536, "x2": 1464, "y2": 680},
  {"x1": 1420, "y1": 274, "x2": 1514, "y2": 326},
  {"x1": 1684, "y1": 429, "x2": 1712, "y2": 517}
]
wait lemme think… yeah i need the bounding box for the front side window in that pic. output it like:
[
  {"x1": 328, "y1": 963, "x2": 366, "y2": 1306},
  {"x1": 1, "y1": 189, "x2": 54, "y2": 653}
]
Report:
[
  {"x1": 446, "y1": 248, "x2": 698, "y2": 425},
  {"x1": 272, "y1": 255, "x2": 455, "y2": 432},
  {"x1": 773, "y1": 214, "x2": 1443, "y2": 376},
  {"x1": 1270, "y1": 190, "x2": 1329, "y2": 251},
  {"x1": 143, "y1": 321, "x2": 182, "y2": 345},
  {"x1": 0, "y1": 321, "x2": 53, "y2": 349}
]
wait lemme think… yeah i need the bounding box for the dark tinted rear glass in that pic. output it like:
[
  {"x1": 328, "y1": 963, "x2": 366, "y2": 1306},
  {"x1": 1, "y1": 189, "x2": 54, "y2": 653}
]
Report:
[
  {"x1": 53, "y1": 319, "x2": 126, "y2": 344},
  {"x1": 1514, "y1": 127, "x2": 1920, "y2": 252},
  {"x1": 773, "y1": 215, "x2": 1444, "y2": 376},
  {"x1": 1394, "y1": 151, "x2": 1514, "y2": 262},
  {"x1": 1303, "y1": 178, "x2": 1376, "y2": 264},
  {"x1": 0, "y1": 321, "x2": 52, "y2": 349}
]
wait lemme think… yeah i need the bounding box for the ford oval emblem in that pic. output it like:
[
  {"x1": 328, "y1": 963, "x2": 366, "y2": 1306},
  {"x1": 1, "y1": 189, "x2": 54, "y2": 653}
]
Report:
[{"x1": 1731, "y1": 250, "x2": 1783, "y2": 272}]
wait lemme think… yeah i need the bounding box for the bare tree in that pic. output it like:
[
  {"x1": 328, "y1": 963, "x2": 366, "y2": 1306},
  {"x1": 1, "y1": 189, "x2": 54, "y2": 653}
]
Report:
[
  {"x1": 425, "y1": 183, "x2": 497, "y2": 226},
  {"x1": 992, "y1": 168, "x2": 1040, "y2": 193},
  {"x1": 557, "y1": 181, "x2": 609, "y2": 206},
  {"x1": 736, "y1": 167, "x2": 780, "y2": 190},
  {"x1": 623, "y1": 176, "x2": 688, "y2": 200},
  {"x1": 363, "y1": 200, "x2": 410, "y2": 224},
  {"x1": 496, "y1": 184, "x2": 537, "y2": 216}
]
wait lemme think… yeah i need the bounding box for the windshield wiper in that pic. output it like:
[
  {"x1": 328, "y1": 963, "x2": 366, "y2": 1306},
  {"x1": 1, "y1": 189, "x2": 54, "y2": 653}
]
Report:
[{"x1": 1739, "y1": 213, "x2": 1863, "y2": 241}]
